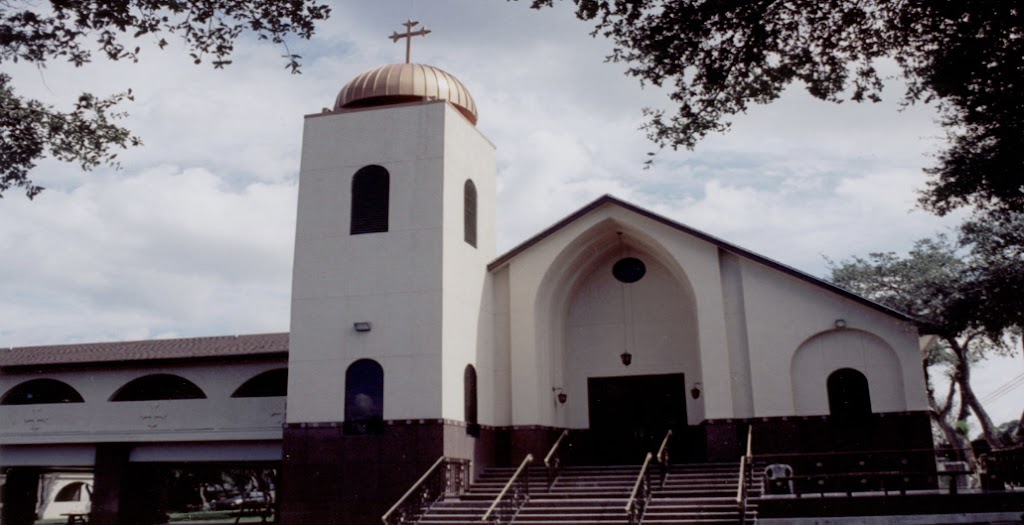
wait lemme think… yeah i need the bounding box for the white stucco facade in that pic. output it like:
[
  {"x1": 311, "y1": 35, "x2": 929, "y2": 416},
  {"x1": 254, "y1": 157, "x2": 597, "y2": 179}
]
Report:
[
  {"x1": 285, "y1": 96, "x2": 928, "y2": 434},
  {"x1": 288, "y1": 100, "x2": 496, "y2": 424},
  {"x1": 486, "y1": 200, "x2": 928, "y2": 430}
]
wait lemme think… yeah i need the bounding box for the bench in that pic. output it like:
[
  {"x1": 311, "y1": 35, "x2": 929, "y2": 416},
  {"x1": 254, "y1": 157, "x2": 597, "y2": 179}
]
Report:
[
  {"x1": 62, "y1": 513, "x2": 88, "y2": 525},
  {"x1": 231, "y1": 502, "x2": 274, "y2": 523}
]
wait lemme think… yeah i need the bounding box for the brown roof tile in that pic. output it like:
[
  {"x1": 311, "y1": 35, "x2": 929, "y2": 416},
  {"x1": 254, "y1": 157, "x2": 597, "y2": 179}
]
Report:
[{"x1": 0, "y1": 333, "x2": 289, "y2": 368}]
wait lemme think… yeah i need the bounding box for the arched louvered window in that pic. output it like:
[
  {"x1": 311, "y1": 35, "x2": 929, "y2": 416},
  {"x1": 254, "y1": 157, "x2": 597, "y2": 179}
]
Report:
[
  {"x1": 232, "y1": 368, "x2": 288, "y2": 398},
  {"x1": 464, "y1": 365, "x2": 479, "y2": 436},
  {"x1": 344, "y1": 359, "x2": 384, "y2": 435},
  {"x1": 464, "y1": 179, "x2": 477, "y2": 247},
  {"x1": 351, "y1": 165, "x2": 390, "y2": 234},
  {"x1": 1, "y1": 378, "x2": 84, "y2": 405},
  {"x1": 109, "y1": 374, "x2": 206, "y2": 401},
  {"x1": 827, "y1": 368, "x2": 872, "y2": 418}
]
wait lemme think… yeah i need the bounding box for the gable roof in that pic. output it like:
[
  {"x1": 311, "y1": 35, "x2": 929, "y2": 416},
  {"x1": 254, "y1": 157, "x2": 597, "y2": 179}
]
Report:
[
  {"x1": 488, "y1": 195, "x2": 918, "y2": 324},
  {"x1": 0, "y1": 333, "x2": 288, "y2": 370}
]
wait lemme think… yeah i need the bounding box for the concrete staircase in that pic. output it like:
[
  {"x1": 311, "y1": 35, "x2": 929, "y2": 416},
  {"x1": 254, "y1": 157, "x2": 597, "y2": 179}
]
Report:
[{"x1": 418, "y1": 461, "x2": 760, "y2": 525}]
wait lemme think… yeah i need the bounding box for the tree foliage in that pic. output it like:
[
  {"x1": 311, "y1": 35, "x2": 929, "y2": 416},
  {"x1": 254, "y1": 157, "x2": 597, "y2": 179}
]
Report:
[
  {"x1": 524, "y1": 1, "x2": 1024, "y2": 216},
  {"x1": 0, "y1": 0, "x2": 330, "y2": 199},
  {"x1": 958, "y1": 211, "x2": 1024, "y2": 340},
  {"x1": 828, "y1": 233, "x2": 1020, "y2": 452}
]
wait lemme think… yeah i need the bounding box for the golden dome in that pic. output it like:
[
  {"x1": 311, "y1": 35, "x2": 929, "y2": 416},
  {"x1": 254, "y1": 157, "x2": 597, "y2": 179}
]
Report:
[{"x1": 335, "y1": 63, "x2": 478, "y2": 125}]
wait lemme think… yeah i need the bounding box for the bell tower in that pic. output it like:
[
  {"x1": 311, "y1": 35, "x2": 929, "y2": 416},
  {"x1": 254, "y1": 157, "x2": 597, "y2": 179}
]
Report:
[{"x1": 281, "y1": 23, "x2": 497, "y2": 525}]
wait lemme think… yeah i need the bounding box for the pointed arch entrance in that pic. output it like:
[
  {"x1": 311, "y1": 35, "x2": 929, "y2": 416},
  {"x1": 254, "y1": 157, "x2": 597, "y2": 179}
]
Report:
[{"x1": 539, "y1": 219, "x2": 702, "y2": 462}]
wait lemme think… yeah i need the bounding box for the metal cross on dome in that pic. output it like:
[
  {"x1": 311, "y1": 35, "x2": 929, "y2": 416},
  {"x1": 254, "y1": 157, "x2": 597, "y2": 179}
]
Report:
[{"x1": 390, "y1": 20, "x2": 432, "y2": 64}]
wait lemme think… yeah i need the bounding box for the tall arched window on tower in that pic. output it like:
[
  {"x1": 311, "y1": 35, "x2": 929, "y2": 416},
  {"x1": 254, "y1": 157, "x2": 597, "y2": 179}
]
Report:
[
  {"x1": 344, "y1": 359, "x2": 384, "y2": 435},
  {"x1": 464, "y1": 364, "x2": 479, "y2": 436},
  {"x1": 827, "y1": 368, "x2": 872, "y2": 418},
  {"x1": 350, "y1": 165, "x2": 390, "y2": 234},
  {"x1": 464, "y1": 179, "x2": 477, "y2": 247}
]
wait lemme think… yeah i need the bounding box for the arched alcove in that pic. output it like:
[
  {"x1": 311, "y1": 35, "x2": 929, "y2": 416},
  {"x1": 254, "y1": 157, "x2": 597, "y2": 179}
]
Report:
[
  {"x1": 791, "y1": 329, "x2": 905, "y2": 415},
  {"x1": 464, "y1": 364, "x2": 479, "y2": 436},
  {"x1": 828, "y1": 368, "x2": 872, "y2": 417},
  {"x1": 1, "y1": 378, "x2": 84, "y2": 405},
  {"x1": 109, "y1": 374, "x2": 206, "y2": 401},
  {"x1": 344, "y1": 359, "x2": 384, "y2": 435}
]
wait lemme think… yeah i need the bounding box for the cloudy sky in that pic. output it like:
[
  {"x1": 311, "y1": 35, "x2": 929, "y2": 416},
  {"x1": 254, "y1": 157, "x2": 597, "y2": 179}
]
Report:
[{"x1": 1, "y1": 1, "x2": 1020, "y2": 425}]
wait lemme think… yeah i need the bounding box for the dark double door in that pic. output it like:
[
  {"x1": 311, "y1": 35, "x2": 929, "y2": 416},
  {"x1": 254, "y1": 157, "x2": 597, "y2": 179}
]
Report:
[{"x1": 587, "y1": 373, "x2": 687, "y2": 464}]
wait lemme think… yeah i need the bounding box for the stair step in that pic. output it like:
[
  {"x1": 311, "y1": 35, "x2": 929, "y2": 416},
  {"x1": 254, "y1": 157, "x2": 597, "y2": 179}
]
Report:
[{"x1": 416, "y1": 460, "x2": 761, "y2": 525}]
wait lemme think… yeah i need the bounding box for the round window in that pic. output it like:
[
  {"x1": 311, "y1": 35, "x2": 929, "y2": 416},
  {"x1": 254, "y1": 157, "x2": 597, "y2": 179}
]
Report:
[{"x1": 612, "y1": 257, "x2": 646, "y2": 283}]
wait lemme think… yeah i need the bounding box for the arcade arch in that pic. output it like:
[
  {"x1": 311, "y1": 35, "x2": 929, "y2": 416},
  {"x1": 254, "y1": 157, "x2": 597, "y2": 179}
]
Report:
[
  {"x1": 109, "y1": 374, "x2": 207, "y2": 401},
  {"x1": 1, "y1": 378, "x2": 84, "y2": 405}
]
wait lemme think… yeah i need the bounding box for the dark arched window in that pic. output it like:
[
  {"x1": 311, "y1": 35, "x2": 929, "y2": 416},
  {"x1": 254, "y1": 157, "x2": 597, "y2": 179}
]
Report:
[
  {"x1": 232, "y1": 368, "x2": 288, "y2": 398},
  {"x1": 55, "y1": 482, "x2": 90, "y2": 502},
  {"x1": 109, "y1": 374, "x2": 206, "y2": 401},
  {"x1": 464, "y1": 179, "x2": 477, "y2": 247},
  {"x1": 351, "y1": 165, "x2": 390, "y2": 234},
  {"x1": 344, "y1": 359, "x2": 384, "y2": 435},
  {"x1": 1, "y1": 378, "x2": 84, "y2": 405},
  {"x1": 464, "y1": 365, "x2": 479, "y2": 436},
  {"x1": 827, "y1": 368, "x2": 872, "y2": 418}
]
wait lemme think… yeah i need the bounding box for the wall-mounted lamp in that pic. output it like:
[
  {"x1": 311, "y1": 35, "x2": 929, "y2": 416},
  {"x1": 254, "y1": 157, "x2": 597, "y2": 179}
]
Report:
[
  {"x1": 353, "y1": 322, "x2": 372, "y2": 332},
  {"x1": 552, "y1": 387, "x2": 567, "y2": 404},
  {"x1": 834, "y1": 319, "x2": 848, "y2": 329},
  {"x1": 690, "y1": 382, "x2": 702, "y2": 399},
  {"x1": 620, "y1": 350, "x2": 632, "y2": 367}
]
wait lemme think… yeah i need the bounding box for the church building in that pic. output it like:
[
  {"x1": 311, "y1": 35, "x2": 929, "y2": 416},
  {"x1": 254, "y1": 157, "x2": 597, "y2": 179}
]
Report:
[{"x1": 1, "y1": 41, "x2": 935, "y2": 525}]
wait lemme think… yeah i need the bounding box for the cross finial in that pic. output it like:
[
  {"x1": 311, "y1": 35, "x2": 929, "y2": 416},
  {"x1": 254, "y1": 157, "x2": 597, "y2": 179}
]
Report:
[{"x1": 390, "y1": 20, "x2": 432, "y2": 64}]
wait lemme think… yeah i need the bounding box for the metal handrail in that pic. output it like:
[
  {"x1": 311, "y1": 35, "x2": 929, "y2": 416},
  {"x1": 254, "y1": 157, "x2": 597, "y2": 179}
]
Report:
[
  {"x1": 544, "y1": 430, "x2": 569, "y2": 490},
  {"x1": 382, "y1": 456, "x2": 445, "y2": 525},
  {"x1": 736, "y1": 426, "x2": 753, "y2": 524},
  {"x1": 625, "y1": 452, "x2": 654, "y2": 525},
  {"x1": 656, "y1": 429, "x2": 673, "y2": 464},
  {"x1": 655, "y1": 429, "x2": 673, "y2": 488},
  {"x1": 544, "y1": 429, "x2": 569, "y2": 467},
  {"x1": 481, "y1": 454, "x2": 533, "y2": 523},
  {"x1": 735, "y1": 455, "x2": 747, "y2": 504}
]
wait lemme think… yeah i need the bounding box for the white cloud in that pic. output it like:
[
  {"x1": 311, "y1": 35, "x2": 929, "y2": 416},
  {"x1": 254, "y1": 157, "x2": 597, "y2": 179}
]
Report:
[{"x1": 0, "y1": 167, "x2": 295, "y2": 345}]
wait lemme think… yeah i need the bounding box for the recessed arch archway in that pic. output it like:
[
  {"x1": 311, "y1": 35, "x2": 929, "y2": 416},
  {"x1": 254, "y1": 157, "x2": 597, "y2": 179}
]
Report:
[
  {"x1": 791, "y1": 329, "x2": 905, "y2": 415},
  {"x1": 532, "y1": 218, "x2": 702, "y2": 429}
]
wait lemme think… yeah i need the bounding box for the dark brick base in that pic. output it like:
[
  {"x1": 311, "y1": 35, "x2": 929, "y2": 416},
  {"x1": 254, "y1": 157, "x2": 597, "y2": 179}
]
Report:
[
  {"x1": 758, "y1": 491, "x2": 1024, "y2": 518},
  {"x1": 702, "y1": 411, "x2": 934, "y2": 461},
  {"x1": 280, "y1": 420, "x2": 515, "y2": 525},
  {"x1": 278, "y1": 412, "x2": 936, "y2": 524}
]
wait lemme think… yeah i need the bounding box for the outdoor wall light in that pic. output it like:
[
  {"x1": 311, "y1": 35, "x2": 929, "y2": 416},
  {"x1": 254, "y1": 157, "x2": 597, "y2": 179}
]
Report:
[
  {"x1": 552, "y1": 387, "x2": 568, "y2": 404},
  {"x1": 834, "y1": 319, "x2": 848, "y2": 329},
  {"x1": 691, "y1": 382, "x2": 702, "y2": 400},
  {"x1": 620, "y1": 350, "x2": 632, "y2": 366},
  {"x1": 353, "y1": 322, "x2": 372, "y2": 332}
]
